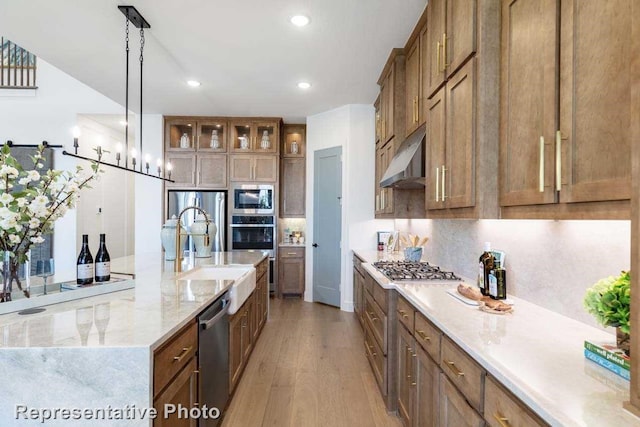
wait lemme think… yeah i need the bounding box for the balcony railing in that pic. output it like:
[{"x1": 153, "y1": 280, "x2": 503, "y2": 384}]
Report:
[{"x1": 1, "y1": 37, "x2": 37, "y2": 89}]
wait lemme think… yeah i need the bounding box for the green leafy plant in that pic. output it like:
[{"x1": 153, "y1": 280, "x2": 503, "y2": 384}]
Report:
[{"x1": 583, "y1": 271, "x2": 631, "y2": 334}]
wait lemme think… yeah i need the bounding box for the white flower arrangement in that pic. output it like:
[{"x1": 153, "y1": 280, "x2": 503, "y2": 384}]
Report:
[{"x1": 0, "y1": 143, "x2": 100, "y2": 299}]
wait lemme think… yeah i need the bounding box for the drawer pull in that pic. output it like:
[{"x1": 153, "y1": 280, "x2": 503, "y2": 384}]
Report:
[
  {"x1": 287, "y1": 252, "x2": 297, "y2": 255},
  {"x1": 173, "y1": 346, "x2": 193, "y2": 363},
  {"x1": 493, "y1": 414, "x2": 511, "y2": 427},
  {"x1": 411, "y1": 381, "x2": 417, "y2": 386},
  {"x1": 368, "y1": 311, "x2": 378, "y2": 321},
  {"x1": 366, "y1": 343, "x2": 377, "y2": 357},
  {"x1": 417, "y1": 330, "x2": 431, "y2": 341},
  {"x1": 444, "y1": 360, "x2": 465, "y2": 377},
  {"x1": 398, "y1": 309, "x2": 409, "y2": 319}
]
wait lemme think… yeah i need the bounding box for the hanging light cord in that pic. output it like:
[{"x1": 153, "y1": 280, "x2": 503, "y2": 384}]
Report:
[
  {"x1": 124, "y1": 17, "x2": 130, "y2": 168},
  {"x1": 139, "y1": 27, "x2": 145, "y2": 172}
]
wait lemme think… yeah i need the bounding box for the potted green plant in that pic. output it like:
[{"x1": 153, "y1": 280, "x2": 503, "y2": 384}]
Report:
[{"x1": 583, "y1": 271, "x2": 631, "y2": 355}]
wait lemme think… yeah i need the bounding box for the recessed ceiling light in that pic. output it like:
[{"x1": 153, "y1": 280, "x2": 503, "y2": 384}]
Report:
[
  {"x1": 187, "y1": 80, "x2": 201, "y2": 87},
  {"x1": 297, "y1": 81, "x2": 312, "y2": 89},
  {"x1": 290, "y1": 15, "x2": 310, "y2": 27}
]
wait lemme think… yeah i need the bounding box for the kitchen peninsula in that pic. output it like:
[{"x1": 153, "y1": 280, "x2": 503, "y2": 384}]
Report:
[{"x1": 0, "y1": 251, "x2": 268, "y2": 427}]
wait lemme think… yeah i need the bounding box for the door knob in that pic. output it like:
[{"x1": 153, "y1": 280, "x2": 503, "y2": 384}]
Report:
[{"x1": 312, "y1": 243, "x2": 318, "y2": 247}]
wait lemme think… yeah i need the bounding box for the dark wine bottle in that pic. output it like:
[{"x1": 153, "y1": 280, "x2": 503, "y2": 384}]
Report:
[
  {"x1": 477, "y1": 242, "x2": 494, "y2": 296},
  {"x1": 95, "y1": 233, "x2": 111, "y2": 283},
  {"x1": 77, "y1": 234, "x2": 94, "y2": 285}
]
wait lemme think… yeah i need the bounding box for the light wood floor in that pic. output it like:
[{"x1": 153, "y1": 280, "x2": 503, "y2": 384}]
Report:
[{"x1": 222, "y1": 297, "x2": 403, "y2": 427}]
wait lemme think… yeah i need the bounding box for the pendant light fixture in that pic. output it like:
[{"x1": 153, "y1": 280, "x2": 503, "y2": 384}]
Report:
[{"x1": 62, "y1": 5, "x2": 173, "y2": 182}]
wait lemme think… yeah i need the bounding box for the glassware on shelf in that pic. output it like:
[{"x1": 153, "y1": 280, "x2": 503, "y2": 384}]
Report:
[
  {"x1": 210, "y1": 129, "x2": 220, "y2": 149},
  {"x1": 291, "y1": 140, "x2": 299, "y2": 154},
  {"x1": 260, "y1": 130, "x2": 270, "y2": 149},
  {"x1": 179, "y1": 132, "x2": 190, "y2": 149},
  {"x1": 240, "y1": 134, "x2": 249, "y2": 150},
  {"x1": 36, "y1": 258, "x2": 55, "y2": 296}
]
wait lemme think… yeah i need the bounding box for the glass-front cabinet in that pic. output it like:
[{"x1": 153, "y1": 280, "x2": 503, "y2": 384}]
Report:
[
  {"x1": 281, "y1": 124, "x2": 305, "y2": 158},
  {"x1": 230, "y1": 120, "x2": 279, "y2": 154},
  {"x1": 197, "y1": 120, "x2": 227, "y2": 152},
  {"x1": 165, "y1": 119, "x2": 196, "y2": 151},
  {"x1": 165, "y1": 118, "x2": 228, "y2": 152}
]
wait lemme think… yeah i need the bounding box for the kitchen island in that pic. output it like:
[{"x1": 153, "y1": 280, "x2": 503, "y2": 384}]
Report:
[
  {"x1": 354, "y1": 249, "x2": 638, "y2": 427},
  {"x1": 0, "y1": 251, "x2": 268, "y2": 427}
]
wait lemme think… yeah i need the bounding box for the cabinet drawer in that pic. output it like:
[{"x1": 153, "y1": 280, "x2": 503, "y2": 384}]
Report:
[
  {"x1": 153, "y1": 320, "x2": 198, "y2": 397},
  {"x1": 280, "y1": 247, "x2": 304, "y2": 258},
  {"x1": 364, "y1": 291, "x2": 387, "y2": 354},
  {"x1": 396, "y1": 295, "x2": 414, "y2": 332},
  {"x1": 414, "y1": 311, "x2": 442, "y2": 363},
  {"x1": 373, "y1": 282, "x2": 389, "y2": 313},
  {"x1": 364, "y1": 320, "x2": 387, "y2": 396},
  {"x1": 353, "y1": 255, "x2": 365, "y2": 276},
  {"x1": 485, "y1": 376, "x2": 549, "y2": 427},
  {"x1": 364, "y1": 271, "x2": 375, "y2": 296},
  {"x1": 441, "y1": 336, "x2": 485, "y2": 411}
]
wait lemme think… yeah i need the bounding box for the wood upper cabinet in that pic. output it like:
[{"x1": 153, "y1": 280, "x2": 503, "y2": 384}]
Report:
[
  {"x1": 281, "y1": 158, "x2": 305, "y2": 217},
  {"x1": 280, "y1": 124, "x2": 306, "y2": 218},
  {"x1": 559, "y1": 0, "x2": 631, "y2": 203},
  {"x1": 375, "y1": 140, "x2": 396, "y2": 216},
  {"x1": 405, "y1": 37, "x2": 422, "y2": 137},
  {"x1": 230, "y1": 120, "x2": 279, "y2": 154},
  {"x1": 375, "y1": 95, "x2": 382, "y2": 144},
  {"x1": 500, "y1": 0, "x2": 632, "y2": 217},
  {"x1": 197, "y1": 154, "x2": 227, "y2": 188},
  {"x1": 278, "y1": 247, "x2": 305, "y2": 297},
  {"x1": 166, "y1": 117, "x2": 228, "y2": 152},
  {"x1": 499, "y1": 0, "x2": 558, "y2": 207},
  {"x1": 229, "y1": 155, "x2": 277, "y2": 182},
  {"x1": 378, "y1": 49, "x2": 405, "y2": 144},
  {"x1": 165, "y1": 153, "x2": 197, "y2": 188},
  {"x1": 425, "y1": 0, "x2": 476, "y2": 99},
  {"x1": 426, "y1": 59, "x2": 476, "y2": 211}
]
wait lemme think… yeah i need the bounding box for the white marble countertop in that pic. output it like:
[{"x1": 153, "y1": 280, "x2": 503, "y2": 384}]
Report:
[
  {"x1": 0, "y1": 251, "x2": 268, "y2": 350},
  {"x1": 353, "y1": 249, "x2": 639, "y2": 427}
]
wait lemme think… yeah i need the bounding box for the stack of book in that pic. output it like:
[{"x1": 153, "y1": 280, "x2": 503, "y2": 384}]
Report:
[{"x1": 584, "y1": 340, "x2": 630, "y2": 380}]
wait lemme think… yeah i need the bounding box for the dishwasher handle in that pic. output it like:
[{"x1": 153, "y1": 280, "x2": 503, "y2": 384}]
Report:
[{"x1": 199, "y1": 300, "x2": 230, "y2": 330}]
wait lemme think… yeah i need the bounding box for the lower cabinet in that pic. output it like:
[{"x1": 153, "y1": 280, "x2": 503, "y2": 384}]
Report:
[
  {"x1": 229, "y1": 258, "x2": 270, "y2": 393},
  {"x1": 152, "y1": 320, "x2": 198, "y2": 427},
  {"x1": 415, "y1": 344, "x2": 439, "y2": 427},
  {"x1": 278, "y1": 247, "x2": 305, "y2": 297},
  {"x1": 439, "y1": 373, "x2": 484, "y2": 427},
  {"x1": 484, "y1": 375, "x2": 548, "y2": 427},
  {"x1": 154, "y1": 358, "x2": 198, "y2": 427},
  {"x1": 353, "y1": 255, "x2": 365, "y2": 326},
  {"x1": 397, "y1": 321, "x2": 416, "y2": 426}
]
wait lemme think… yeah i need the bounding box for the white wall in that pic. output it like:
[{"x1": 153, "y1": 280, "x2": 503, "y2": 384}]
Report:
[
  {"x1": 0, "y1": 60, "x2": 123, "y2": 276},
  {"x1": 306, "y1": 104, "x2": 393, "y2": 311},
  {"x1": 0, "y1": 60, "x2": 164, "y2": 275},
  {"x1": 394, "y1": 219, "x2": 631, "y2": 328}
]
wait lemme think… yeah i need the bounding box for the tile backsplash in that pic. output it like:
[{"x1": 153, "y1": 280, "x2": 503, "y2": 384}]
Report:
[
  {"x1": 278, "y1": 218, "x2": 307, "y2": 243},
  {"x1": 392, "y1": 219, "x2": 630, "y2": 331}
]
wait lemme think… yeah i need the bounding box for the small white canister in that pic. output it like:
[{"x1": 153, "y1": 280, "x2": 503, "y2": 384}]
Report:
[
  {"x1": 190, "y1": 213, "x2": 217, "y2": 258},
  {"x1": 161, "y1": 215, "x2": 187, "y2": 261}
]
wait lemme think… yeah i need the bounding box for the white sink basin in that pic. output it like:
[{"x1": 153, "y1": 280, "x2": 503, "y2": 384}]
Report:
[{"x1": 178, "y1": 265, "x2": 256, "y2": 314}]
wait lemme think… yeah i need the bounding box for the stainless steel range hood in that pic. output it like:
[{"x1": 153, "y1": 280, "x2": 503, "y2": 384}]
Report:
[{"x1": 380, "y1": 128, "x2": 425, "y2": 189}]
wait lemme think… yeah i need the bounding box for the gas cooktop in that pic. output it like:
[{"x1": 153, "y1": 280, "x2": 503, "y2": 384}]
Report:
[{"x1": 373, "y1": 260, "x2": 461, "y2": 281}]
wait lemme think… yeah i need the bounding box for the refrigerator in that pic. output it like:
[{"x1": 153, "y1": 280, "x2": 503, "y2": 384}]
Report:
[{"x1": 167, "y1": 191, "x2": 226, "y2": 254}]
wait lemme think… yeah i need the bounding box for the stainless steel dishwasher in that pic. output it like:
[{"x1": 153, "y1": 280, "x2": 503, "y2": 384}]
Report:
[{"x1": 198, "y1": 291, "x2": 230, "y2": 427}]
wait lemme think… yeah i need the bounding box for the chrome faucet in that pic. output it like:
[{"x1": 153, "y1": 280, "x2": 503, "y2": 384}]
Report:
[{"x1": 175, "y1": 206, "x2": 211, "y2": 272}]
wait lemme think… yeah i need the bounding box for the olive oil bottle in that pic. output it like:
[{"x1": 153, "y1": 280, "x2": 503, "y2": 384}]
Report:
[{"x1": 477, "y1": 242, "x2": 494, "y2": 296}]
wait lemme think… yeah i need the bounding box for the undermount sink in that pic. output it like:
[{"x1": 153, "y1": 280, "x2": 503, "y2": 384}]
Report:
[{"x1": 177, "y1": 265, "x2": 256, "y2": 314}]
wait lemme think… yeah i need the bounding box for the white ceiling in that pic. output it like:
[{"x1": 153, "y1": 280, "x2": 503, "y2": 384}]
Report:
[{"x1": 0, "y1": 0, "x2": 427, "y2": 123}]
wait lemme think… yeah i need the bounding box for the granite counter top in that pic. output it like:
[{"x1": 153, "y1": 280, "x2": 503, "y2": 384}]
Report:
[
  {"x1": 0, "y1": 251, "x2": 268, "y2": 350},
  {"x1": 353, "y1": 249, "x2": 638, "y2": 427}
]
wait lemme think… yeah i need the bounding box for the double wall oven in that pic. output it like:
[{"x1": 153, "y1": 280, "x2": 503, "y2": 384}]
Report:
[{"x1": 230, "y1": 185, "x2": 276, "y2": 292}]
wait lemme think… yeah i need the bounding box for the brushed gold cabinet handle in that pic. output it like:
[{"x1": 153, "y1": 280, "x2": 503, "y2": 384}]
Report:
[
  {"x1": 493, "y1": 414, "x2": 511, "y2": 427},
  {"x1": 444, "y1": 360, "x2": 464, "y2": 377},
  {"x1": 556, "y1": 130, "x2": 563, "y2": 191},
  {"x1": 436, "y1": 41, "x2": 441, "y2": 73},
  {"x1": 415, "y1": 96, "x2": 419, "y2": 123},
  {"x1": 442, "y1": 33, "x2": 448, "y2": 71},
  {"x1": 539, "y1": 136, "x2": 545, "y2": 193},
  {"x1": 441, "y1": 165, "x2": 447, "y2": 201},
  {"x1": 398, "y1": 309, "x2": 408, "y2": 319},
  {"x1": 435, "y1": 166, "x2": 440, "y2": 202},
  {"x1": 287, "y1": 252, "x2": 297, "y2": 255},
  {"x1": 173, "y1": 346, "x2": 193, "y2": 363},
  {"x1": 368, "y1": 311, "x2": 378, "y2": 321},
  {"x1": 417, "y1": 330, "x2": 431, "y2": 341},
  {"x1": 411, "y1": 381, "x2": 417, "y2": 386}
]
